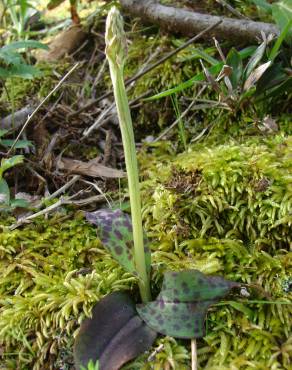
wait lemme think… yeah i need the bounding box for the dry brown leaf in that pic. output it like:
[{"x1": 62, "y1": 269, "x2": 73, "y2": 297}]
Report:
[
  {"x1": 243, "y1": 61, "x2": 271, "y2": 91},
  {"x1": 58, "y1": 157, "x2": 125, "y2": 178},
  {"x1": 36, "y1": 25, "x2": 86, "y2": 62},
  {"x1": 258, "y1": 116, "x2": 278, "y2": 133}
]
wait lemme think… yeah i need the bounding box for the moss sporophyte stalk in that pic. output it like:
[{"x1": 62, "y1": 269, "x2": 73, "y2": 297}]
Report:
[{"x1": 105, "y1": 6, "x2": 151, "y2": 303}]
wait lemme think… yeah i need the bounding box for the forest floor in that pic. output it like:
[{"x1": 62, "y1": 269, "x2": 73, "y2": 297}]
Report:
[{"x1": 0, "y1": 0, "x2": 291, "y2": 369}]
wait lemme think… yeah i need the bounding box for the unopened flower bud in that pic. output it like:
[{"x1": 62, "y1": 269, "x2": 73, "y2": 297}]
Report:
[{"x1": 105, "y1": 6, "x2": 127, "y2": 69}]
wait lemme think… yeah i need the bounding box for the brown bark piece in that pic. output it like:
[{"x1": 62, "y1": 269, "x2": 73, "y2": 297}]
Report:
[
  {"x1": 120, "y1": 0, "x2": 279, "y2": 43},
  {"x1": 57, "y1": 157, "x2": 125, "y2": 178},
  {"x1": 36, "y1": 25, "x2": 86, "y2": 62}
]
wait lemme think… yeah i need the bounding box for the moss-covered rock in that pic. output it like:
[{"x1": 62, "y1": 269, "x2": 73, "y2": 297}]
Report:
[
  {"x1": 140, "y1": 135, "x2": 291, "y2": 251},
  {"x1": 129, "y1": 134, "x2": 292, "y2": 369},
  {"x1": 0, "y1": 134, "x2": 291, "y2": 370}
]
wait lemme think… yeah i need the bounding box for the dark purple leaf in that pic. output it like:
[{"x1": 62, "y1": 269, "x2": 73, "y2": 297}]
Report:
[{"x1": 74, "y1": 291, "x2": 157, "y2": 370}]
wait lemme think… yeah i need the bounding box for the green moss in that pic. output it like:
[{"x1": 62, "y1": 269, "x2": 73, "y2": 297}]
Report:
[
  {"x1": 126, "y1": 132, "x2": 291, "y2": 369},
  {"x1": 0, "y1": 133, "x2": 290, "y2": 369},
  {"x1": 128, "y1": 235, "x2": 291, "y2": 368},
  {"x1": 140, "y1": 135, "x2": 292, "y2": 250},
  {"x1": 123, "y1": 336, "x2": 190, "y2": 370},
  {"x1": 0, "y1": 62, "x2": 72, "y2": 110},
  {"x1": 0, "y1": 18, "x2": 291, "y2": 369},
  {"x1": 0, "y1": 214, "x2": 137, "y2": 369}
]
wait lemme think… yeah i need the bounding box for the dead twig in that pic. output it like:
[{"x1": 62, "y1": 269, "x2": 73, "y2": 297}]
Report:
[
  {"x1": 92, "y1": 58, "x2": 108, "y2": 91},
  {"x1": 9, "y1": 193, "x2": 79, "y2": 230},
  {"x1": 9, "y1": 192, "x2": 104, "y2": 230},
  {"x1": 147, "y1": 343, "x2": 164, "y2": 362},
  {"x1": 34, "y1": 175, "x2": 81, "y2": 209},
  {"x1": 81, "y1": 179, "x2": 112, "y2": 207},
  {"x1": 82, "y1": 89, "x2": 152, "y2": 137},
  {"x1": 39, "y1": 93, "x2": 64, "y2": 124},
  {"x1": 120, "y1": 0, "x2": 278, "y2": 42},
  {"x1": 83, "y1": 101, "x2": 115, "y2": 137}
]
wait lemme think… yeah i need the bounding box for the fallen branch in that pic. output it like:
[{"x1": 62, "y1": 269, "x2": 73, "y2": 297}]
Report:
[
  {"x1": 120, "y1": 0, "x2": 279, "y2": 43},
  {"x1": 34, "y1": 175, "x2": 81, "y2": 209}
]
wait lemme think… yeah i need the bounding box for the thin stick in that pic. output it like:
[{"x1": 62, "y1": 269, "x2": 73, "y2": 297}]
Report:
[
  {"x1": 68, "y1": 20, "x2": 222, "y2": 118},
  {"x1": 213, "y1": 38, "x2": 226, "y2": 63},
  {"x1": 34, "y1": 175, "x2": 81, "y2": 209},
  {"x1": 147, "y1": 343, "x2": 164, "y2": 362},
  {"x1": 7, "y1": 63, "x2": 79, "y2": 155},
  {"x1": 9, "y1": 194, "x2": 78, "y2": 230},
  {"x1": 83, "y1": 101, "x2": 115, "y2": 137},
  {"x1": 125, "y1": 20, "x2": 222, "y2": 86},
  {"x1": 9, "y1": 192, "x2": 104, "y2": 230},
  {"x1": 81, "y1": 179, "x2": 112, "y2": 207},
  {"x1": 191, "y1": 339, "x2": 198, "y2": 370}
]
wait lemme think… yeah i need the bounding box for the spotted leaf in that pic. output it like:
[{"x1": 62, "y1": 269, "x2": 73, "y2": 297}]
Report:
[
  {"x1": 137, "y1": 269, "x2": 240, "y2": 339},
  {"x1": 85, "y1": 209, "x2": 151, "y2": 277}
]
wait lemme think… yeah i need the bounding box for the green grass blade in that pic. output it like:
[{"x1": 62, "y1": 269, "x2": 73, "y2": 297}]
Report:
[
  {"x1": 146, "y1": 46, "x2": 256, "y2": 101},
  {"x1": 269, "y1": 19, "x2": 292, "y2": 61}
]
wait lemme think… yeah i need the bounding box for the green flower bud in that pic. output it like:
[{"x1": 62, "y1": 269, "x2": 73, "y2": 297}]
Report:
[{"x1": 105, "y1": 6, "x2": 127, "y2": 69}]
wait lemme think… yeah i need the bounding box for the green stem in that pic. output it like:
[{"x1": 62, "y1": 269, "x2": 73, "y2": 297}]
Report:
[
  {"x1": 107, "y1": 61, "x2": 151, "y2": 303},
  {"x1": 105, "y1": 6, "x2": 151, "y2": 302}
]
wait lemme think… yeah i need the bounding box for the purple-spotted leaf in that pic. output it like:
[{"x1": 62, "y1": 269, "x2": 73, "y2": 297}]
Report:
[
  {"x1": 85, "y1": 209, "x2": 151, "y2": 277},
  {"x1": 74, "y1": 291, "x2": 157, "y2": 370},
  {"x1": 137, "y1": 269, "x2": 240, "y2": 339}
]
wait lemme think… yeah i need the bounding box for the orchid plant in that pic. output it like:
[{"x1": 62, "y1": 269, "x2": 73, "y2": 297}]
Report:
[{"x1": 73, "y1": 7, "x2": 240, "y2": 370}]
